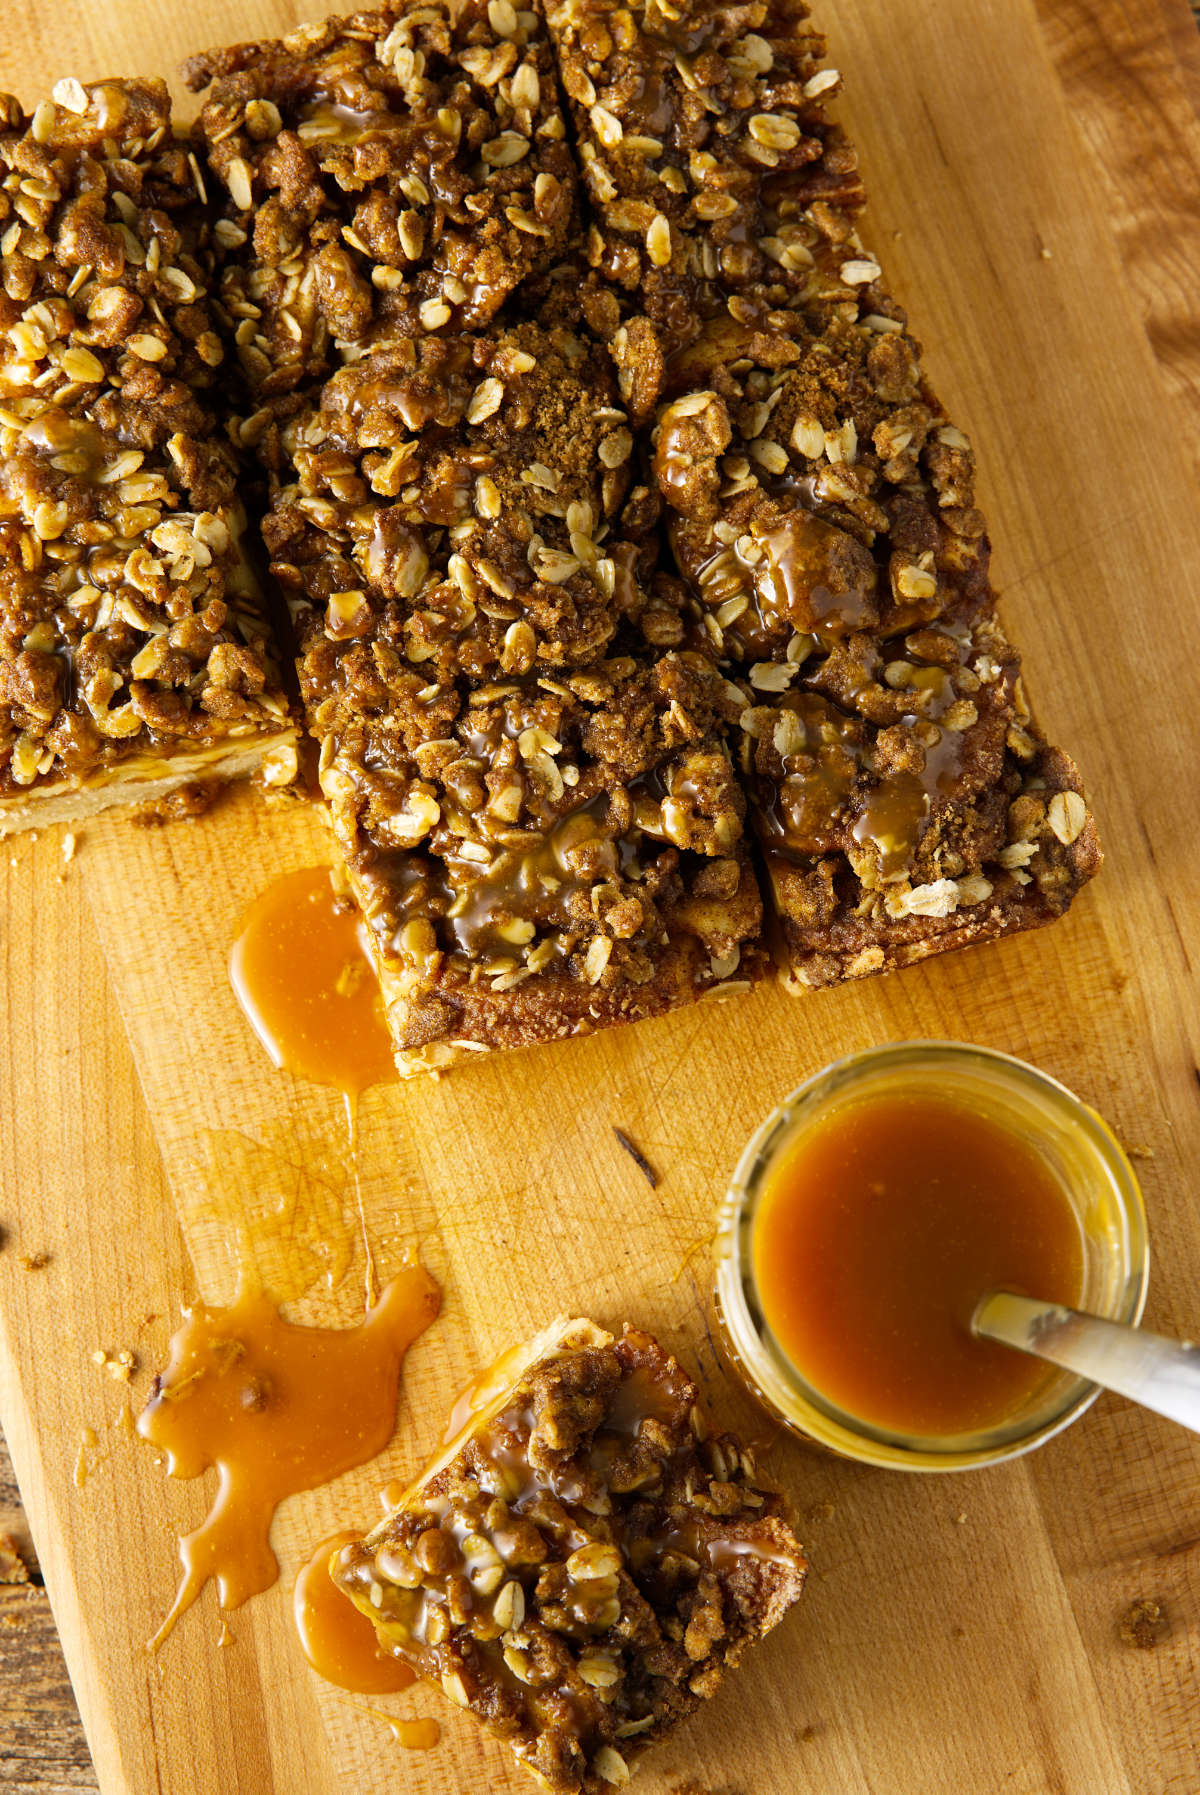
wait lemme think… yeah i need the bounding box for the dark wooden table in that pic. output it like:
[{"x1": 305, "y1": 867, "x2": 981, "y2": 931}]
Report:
[
  {"x1": 1, "y1": 0, "x2": 1198, "y2": 1786},
  {"x1": 0, "y1": 1432, "x2": 98, "y2": 1792}
]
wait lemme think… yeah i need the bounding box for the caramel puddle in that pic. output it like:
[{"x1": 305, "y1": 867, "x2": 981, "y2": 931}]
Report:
[
  {"x1": 294, "y1": 1530, "x2": 415, "y2": 1695},
  {"x1": 229, "y1": 866, "x2": 395, "y2": 1102},
  {"x1": 138, "y1": 1262, "x2": 440, "y2": 1650},
  {"x1": 230, "y1": 866, "x2": 397, "y2": 1309}
]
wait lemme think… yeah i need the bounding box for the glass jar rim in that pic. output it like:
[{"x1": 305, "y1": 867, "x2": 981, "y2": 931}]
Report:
[{"x1": 714, "y1": 1040, "x2": 1149, "y2": 1471}]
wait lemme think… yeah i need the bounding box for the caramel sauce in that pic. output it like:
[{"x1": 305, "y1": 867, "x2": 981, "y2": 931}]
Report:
[
  {"x1": 689, "y1": 512, "x2": 874, "y2": 656},
  {"x1": 297, "y1": 100, "x2": 386, "y2": 144},
  {"x1": 230, "y1": 866, "x2": 396, "y2": 1101},
  {"x1": 436, "y1": 1336, "x2": 550, "y2": 1448},
  {"x1": 138, "y1": 1263, "x2": 440, "y2": 1649},
  {"x1": 294, "y1": 1530, "x2": 416, "y2": 1694},
  {"x1": 758, "y1": 693, "x2": 862, "y2": 854},
  {"x1": 443, "y1": 797, "x2": 616, "y2": 959},
  {"x1": 73, "y1": 1426, "x2": 100, "y2": 1488},
  {"x1": 355, "y1": 1709, "x2": 441, "y2": 1750},
  {"x1": 21, "y1": 407, "x2": 108, "y2": 480},
  {"x1": 756, "y1": 514, "x2": 876, "y2": 633},
  {"x1": 183, "y1": 1123, "x2": 363, "y2": 1304},
  {"x1": 231, "y1": 868, "x2": 396, "y2": 1307},
  {"x1": 346, "y1": 342, "x2": 473, "y2": 430},
  {"x1": 853, "y1": 725, "x2": 966, "y2": 879},
  {"x1": 363, "y1": 512, "x2": 427, "y2": 589},
  {"x1": 753, "y1": 1092, "x2": 1083, "y2": 1437}
]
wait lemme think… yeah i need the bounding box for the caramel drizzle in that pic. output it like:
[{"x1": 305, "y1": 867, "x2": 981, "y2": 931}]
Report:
[
  {"x1": 294, "y1": 1529, "x2": 417, "y2": 1695},
  {"x1": 138, "y1": 1262, "x2": 440, "y2": 1650}
]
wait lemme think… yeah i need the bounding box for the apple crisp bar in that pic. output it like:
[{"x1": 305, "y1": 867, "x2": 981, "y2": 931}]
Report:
[
  {"x1": 184, "y1": 0, "x2": 576, "y2": 415},
  {"x1": 542, "y1": 0, "x2": 1101, "y2": 987},
  {"x1": 261, "y1": 308, "x2": 762, "y2": 1071},
  {"x1": 334, "y1": 1319, "x2": 807, "y2": 1792},
  {"x1": 0, "y1": 78, "x2": 295, "y2": 832},
  {"x1": 262, "y1": 320, "x2": 662, "y2": 681},
  {"x1": 651, "y1": 328, "x2": 1101, "y2": 984},
  {"x1": 543, "y1": 0, "x2": 866, "y2": 420}
]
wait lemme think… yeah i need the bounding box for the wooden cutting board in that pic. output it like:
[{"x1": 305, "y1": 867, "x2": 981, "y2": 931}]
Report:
[{"x1": 2, "y1": 1, "x2": 1200, "y2": 1791}]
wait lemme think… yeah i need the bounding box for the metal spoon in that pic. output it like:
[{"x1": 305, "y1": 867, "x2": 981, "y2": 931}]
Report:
[{"x1": 973, "y1": 1292, "x2": 1200, "y2": 1435}]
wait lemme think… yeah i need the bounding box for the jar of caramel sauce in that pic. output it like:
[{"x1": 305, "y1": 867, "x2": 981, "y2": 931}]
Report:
[{"x1": 714, "y1": 1043, "x2": 1148, "y2": 1470}]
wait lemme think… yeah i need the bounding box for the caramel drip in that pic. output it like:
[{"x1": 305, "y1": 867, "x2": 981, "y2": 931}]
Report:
[
  {"x1": 354, "y1": 1708, "x2": 441, "y2": 1750},
  {"x1": 757, "y1": 514, "x2": 875, "y2": 631},
  {"x1": 294, "y1": 1530, "x2": 417, "y2": 1694},
  {"x1": 758, "y1": 693, "x2": 862, "y2": 854},
  {"x1": 639, "y1": 1520, "x2": 803, "y2": 1576},
  {"x1": 437, "y1": 1336, "x2": 556, "y2": 1449},
  {"x1": 344, "y1": 340, "x2": 474, "y2": 430},
  {"x1": 16, "y1": 407, "x2": 109, "y2": 482},
  {"x1": 689, "y1": 507, "x2": 875, "y2": 648},
  {"x1": 229, "y1": 866, "x2": 396, "y2": 1100},
  {"x1": 852, "y1": 727, "x2": 966, "y2": 879},
  {"x1": 443, "y1": 796, "x2": 618, "y2": 959},
  {"x1": 297, "y1": 99, "x2": 387, "y2": 144},
  {"x1": 138, "y1": 1263, "x2": 440, "y2": 1649}
]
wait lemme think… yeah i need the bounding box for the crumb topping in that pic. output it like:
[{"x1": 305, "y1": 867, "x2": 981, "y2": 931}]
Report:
[
  {"x1": 185, "y1": 0, "x2": 577, "y2": 411},
  {"x1": 0, "y1": 79, "x2": 293, "y2": 799}
]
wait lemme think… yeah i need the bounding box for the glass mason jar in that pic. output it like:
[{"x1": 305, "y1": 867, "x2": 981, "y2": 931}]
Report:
[{"x1": 713, "y1": 1041, "x2": 1148, "y2": 1471}]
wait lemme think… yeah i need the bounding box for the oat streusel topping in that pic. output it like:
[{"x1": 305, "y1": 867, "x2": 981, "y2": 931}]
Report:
[
  {"x1": 0, "y1": 78, "x2": 295, "y2": 825},
  {"x1": 185, "y1": 0, "x2": 577, "y2": 414},
  {"x1": 335, "y1": 1319, "x2": 807, "y2": 1795},
  {"x1": 262, "y1": 321, "x2": 653, "y2": 681},
  {"x1": 542, "y1": 0, "x2": 867, "y2": 418},
  {"x1": 2, "y1": 0, "x2": 1100, "y2": 1027},
  {"x1": 643, "y1": 288, "x2": 1101, "y2": 983}
]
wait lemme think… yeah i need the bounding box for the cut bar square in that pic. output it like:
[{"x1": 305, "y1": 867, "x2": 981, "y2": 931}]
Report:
[
  {"x1": 334, "y1": 1319, "x2": 807, "y2": 1792},
  {"x1": 185, "y1": 0, "x2": 577, "y2": 413},
  {"x1": 542, "y1": 0, "x2": 866, "y2": 420},
  {"x1": 264, "y1": 316, "x2": 764, "y2": 1073},
  {"x1": 0, "y1": 78, "x2": 296, "y2": 832},
  {"x1": 652, "y1": 322, "x2": 1102, "y2": 984}
]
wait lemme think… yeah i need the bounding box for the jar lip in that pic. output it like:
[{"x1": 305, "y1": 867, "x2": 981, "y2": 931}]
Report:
[{"x1": 714, "y1": 1040, "x2": 1150, "y2": 1471}]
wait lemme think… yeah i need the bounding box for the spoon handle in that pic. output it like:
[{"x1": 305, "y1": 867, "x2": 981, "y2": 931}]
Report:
[{"x1": 973, "y1": 1292, "x2": 1200, "y2": 1435}]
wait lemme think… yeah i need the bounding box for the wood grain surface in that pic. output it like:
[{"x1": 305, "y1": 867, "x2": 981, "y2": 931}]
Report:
[{"x1": 2, "y1": 1, "x2": 1200, "y2": 1792}]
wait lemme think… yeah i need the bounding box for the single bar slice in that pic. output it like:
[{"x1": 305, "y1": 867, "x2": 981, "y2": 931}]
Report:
[
  {"x1": 289, "y1": 636, "x2": 763, "y2": 1074},
  {"x1": 0, "y1": 79, "x2": 296, "y2": 833},
  {"x1": 263, "y1": 314, "x2": 763, "y2": 1072},
  {"x1": 649, "y1": 295, "x2": 1101, "y2": 985},
  {"x1": 262, "y1": 318, "x2": 664, "y2": 681},
  {"x1": 542, "y1": 0, "x2": 866, "y2": 418},
  {"x1": 184, "y1": 0, "x2": 576, "y2": 413},
  {"x1": 334, "y1": 1318, "x2": 807, "y2": 1793}
]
